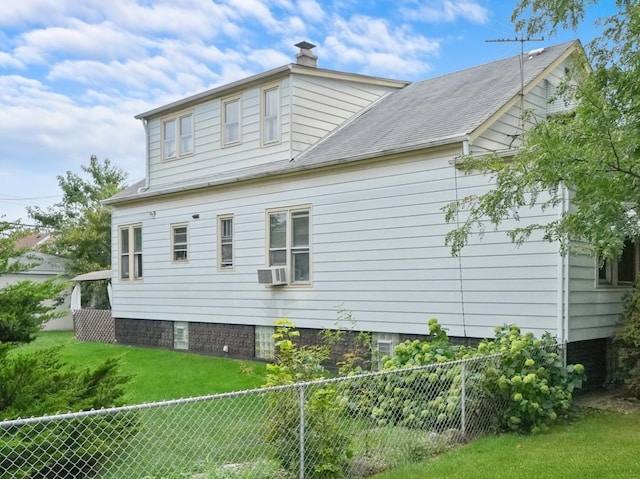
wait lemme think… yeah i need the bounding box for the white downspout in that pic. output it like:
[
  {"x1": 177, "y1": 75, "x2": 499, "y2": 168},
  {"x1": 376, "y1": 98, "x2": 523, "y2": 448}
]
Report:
[
  {"x1": 563, "y1": 186, "x2": 570, "y2": 345},
  {"x1": 138, "y1": 118, "x2": 151, "y2": 193},
  {"x1": 556, "y1": 184, "x2": 568, "y2": 344}
]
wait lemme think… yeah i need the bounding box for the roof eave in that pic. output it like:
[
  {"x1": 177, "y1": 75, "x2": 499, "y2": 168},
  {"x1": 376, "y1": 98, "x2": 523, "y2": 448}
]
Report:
[
  {"x1": 104, "y1": 134, "x2": 468, "y2": 206},
  {"x1": 135, "y1": 64, "x2": 408, "y2": 120}
]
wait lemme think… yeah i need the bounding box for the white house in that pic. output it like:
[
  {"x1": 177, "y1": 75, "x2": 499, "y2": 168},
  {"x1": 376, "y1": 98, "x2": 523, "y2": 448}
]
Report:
[
  {"x1": 3, "y1": 233, "x2": 72, "y2": 331},
  {"x1": 105, "y1": 40, "x2": 623, "y2": 384}
]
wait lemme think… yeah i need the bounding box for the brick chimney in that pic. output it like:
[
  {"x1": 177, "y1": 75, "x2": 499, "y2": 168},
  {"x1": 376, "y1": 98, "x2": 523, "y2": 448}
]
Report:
[{"x1": 295, "y1": 41, "x2": 317, "y2": 67}]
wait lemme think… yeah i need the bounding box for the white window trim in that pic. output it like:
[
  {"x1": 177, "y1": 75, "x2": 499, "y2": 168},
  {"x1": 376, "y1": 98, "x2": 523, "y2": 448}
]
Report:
[
  {"x1": 171, "y1": 223, "x2": 189, "y2": 263},
  {"x1": 597, "y1": 240, "x2": 639, "y2": 287},
  {"x1": 261, "y1": 83, "x2": 281, "y2": 146},
  {"x1": 119, "y1": 224, "x2": 142, "y2": 282},
  {"x1": 221, "y1": 95, "x2": 242, "y2": 147},
  {"x1": 217, "y1": 214, "x2": 234, "y2": 271},
  {"x1": 162, "y1": 111, "x2": 194, "y2": 160},
  {"x1": 265, "y1": 205, "x2": 312, "y2": 286}
]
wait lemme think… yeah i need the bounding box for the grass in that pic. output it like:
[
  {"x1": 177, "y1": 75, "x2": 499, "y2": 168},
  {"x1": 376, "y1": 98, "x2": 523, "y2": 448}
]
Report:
[
  {"x1": 11, "y1": 332, "x2": 272, "y2": 478},
  {"x1": 372, "y1": 410, "x2": 640, "y2": 479},
  {"x1": 15, "y1": 331, "x2": 267, "y2": 404}
]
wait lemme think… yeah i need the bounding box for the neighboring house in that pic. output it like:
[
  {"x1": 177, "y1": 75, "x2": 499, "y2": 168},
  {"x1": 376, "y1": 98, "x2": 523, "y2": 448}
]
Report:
[
  {"x1": 2, "y1": 239, "x2": 72, "y2": 331},
  {"x1": 105, "y1": 40, "x2": 621, "y2": 384}
]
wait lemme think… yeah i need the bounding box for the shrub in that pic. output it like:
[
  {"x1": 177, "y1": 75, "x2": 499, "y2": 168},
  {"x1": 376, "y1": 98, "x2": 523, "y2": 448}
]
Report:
[
  {"x1": 348, "y1": 319, "x2": 585, "y2": 434},
  {"x1": 615, "y1": 285, "x2": 640, "y2": 397},
  {"x1": 0, "y1": 346, "x2": 137, "y2": 478},
  {"x1": 480, "y1": 325, "x2": 585, "y2": 433},
  {"x1": 263, "y1": 319, "x2": 351, "y2": 479}
]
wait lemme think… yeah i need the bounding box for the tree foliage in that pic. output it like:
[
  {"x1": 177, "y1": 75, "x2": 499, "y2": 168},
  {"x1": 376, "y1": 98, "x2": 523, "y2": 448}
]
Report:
[
  {"x1": 0, "y1": 221, "x2": 67, "y2": 344},
  {"x1": 28, "y1": 155, "x2": 128, "y2": 276},
  {"x1": 445, "y1": 1, "x2": 640, "y2": 260}
]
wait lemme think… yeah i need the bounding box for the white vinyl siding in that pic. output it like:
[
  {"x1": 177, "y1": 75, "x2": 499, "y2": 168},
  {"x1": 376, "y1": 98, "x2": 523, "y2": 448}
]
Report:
[
  {"x1": 289, "y1": 75, "x2": 397, "y2": 156},
  {"x1": 471, "y1": 62, "x2": 570, "y2": 155},
  {"x1": 147, "y1": 75, "x2": 400, "y2": 188},
  {"x1": 218, "y1": 215, "x2": 234, "y2": 270},
  {"x1": 568, "y1": 253, "x2": 625, "y2": 341},
  {"x1": 112, "y1": 147, "x2": 565, "y2": 339},
  {"x1": 120, "y1": 224, "x2": 142, "y2": 281},
  {"x1": 172, "y1": 224, "x2": 188, "y2": 262}
]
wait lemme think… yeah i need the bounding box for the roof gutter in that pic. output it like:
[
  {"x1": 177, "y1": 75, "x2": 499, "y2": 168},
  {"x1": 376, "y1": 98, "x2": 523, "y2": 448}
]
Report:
[{"x1": 104, "y1": 134, "x2": 467, "y2": 206}]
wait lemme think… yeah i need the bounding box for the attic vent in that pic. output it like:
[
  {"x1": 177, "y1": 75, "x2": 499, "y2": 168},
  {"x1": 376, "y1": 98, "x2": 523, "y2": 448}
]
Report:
[
  {"x1": 527, "y1": 47, "x2": 545, "y2": 59},
  {"x1": 295, "y1": 41, "x2": 317, "y2": 67}
]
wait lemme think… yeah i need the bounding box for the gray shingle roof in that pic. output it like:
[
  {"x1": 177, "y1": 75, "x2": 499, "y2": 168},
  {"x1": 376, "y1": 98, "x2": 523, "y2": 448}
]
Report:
[
  {"x1": 106, "y1": 40, "x2": 579, "y2": 205},
  {"x1": 294, "y1": 40, "x2": 578, "y2": 166}
]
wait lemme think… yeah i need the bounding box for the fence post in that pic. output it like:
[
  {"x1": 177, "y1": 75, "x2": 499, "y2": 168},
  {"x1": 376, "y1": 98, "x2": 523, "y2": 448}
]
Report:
[
  {"x1": 299, "y1": 384, "x2": 306, "y2": 479},
  {"x1": 460, "y1": 361, "x2": 467, "y2": 436}
]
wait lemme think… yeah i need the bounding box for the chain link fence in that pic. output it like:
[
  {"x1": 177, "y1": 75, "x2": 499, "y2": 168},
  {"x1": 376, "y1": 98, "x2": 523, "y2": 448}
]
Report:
[{"x1": 0, "y1": 354, "x2": 507, "y2": 479}]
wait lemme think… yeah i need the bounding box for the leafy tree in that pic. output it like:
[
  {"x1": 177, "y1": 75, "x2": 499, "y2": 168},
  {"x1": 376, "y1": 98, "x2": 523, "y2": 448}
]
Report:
[
  {"x1": 29, "y1": 155, "x2": 127, "y2": 275},
  {"x1": 29, "y1": 155, "x2": 128, "y2": 307},
  {"x1": 444, "y1": 1, "x2": 640, "y2": 261}
]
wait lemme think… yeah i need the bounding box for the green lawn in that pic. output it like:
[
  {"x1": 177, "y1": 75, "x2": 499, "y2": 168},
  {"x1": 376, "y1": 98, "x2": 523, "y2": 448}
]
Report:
[
  {"x1": 373, "y1": 410, "x2": 640, "y2": 479},
  {"x1": 16, "y1": 331, "x2": 267, "y2": 404}
]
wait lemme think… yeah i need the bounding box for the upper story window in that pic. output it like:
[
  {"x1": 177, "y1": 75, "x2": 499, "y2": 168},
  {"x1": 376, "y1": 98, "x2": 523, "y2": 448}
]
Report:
[
  {"x1": 267, "y1": 206, "x2": 310, "y2": 284},
  {"x1": 598, "y1": 239, "x2": 638, "y2": 286},
  {"x1": 163, "y1": 112, "x2": 194, "y2": 160},
  {"x1": 218, "y1": 215, "x2": 233, "y2": 270},
  {"x1": 222, "y1": 97, "x2": 241, "y2": 146},
  {"x1": 120, "y1": 224, "x2": 142, "y2": 281},
  {"x1": 262, "y1": 85, "x2": 280, "y2": 145},
  {"x1": 172, "y1": 224, "x2": 188, "y2": 262}
]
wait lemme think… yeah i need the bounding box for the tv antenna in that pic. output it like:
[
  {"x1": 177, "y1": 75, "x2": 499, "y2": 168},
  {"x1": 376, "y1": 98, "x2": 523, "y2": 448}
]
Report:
[{"x1": 486, "y1": 36, "x2": 544, "y2": 146}]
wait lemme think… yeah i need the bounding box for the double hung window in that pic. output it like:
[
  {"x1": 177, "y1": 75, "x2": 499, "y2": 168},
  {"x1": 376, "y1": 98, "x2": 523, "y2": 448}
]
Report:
[
  {"x1": 163, "y1": 112, "x2": 193, "y2": 159},
  {"x1": 218, "y1": 215, "x2": 234, "y2": 270},
  {"x1": 172, "y1": 224, "x2": 188, "y2": 262},
  {"x1": 120, "y1": 225, "x2": 142, "y2": 280},
  {"x1": 222, "y1": 98, "x2": 241, "y2": 145},
  {"x1": 268, "y1": 207, "x2": 310, "y2": 284},
  {"x1": 262, "y1": 86, "x2": 279, "y2": 144}
]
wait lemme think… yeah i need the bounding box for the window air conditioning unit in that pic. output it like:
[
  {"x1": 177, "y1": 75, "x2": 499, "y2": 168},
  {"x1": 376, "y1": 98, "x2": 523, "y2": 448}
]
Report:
[{"x1": 257, "y1": 266, "x2": 287, "y2": 285}]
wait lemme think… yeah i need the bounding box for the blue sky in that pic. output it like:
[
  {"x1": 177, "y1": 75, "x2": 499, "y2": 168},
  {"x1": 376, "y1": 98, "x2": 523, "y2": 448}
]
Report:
[{"x1": 0, "y1": 0, "x2": 613, "y2": 223}]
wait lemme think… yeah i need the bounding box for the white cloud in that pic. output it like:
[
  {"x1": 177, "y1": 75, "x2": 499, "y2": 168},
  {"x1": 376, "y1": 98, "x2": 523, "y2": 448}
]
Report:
[
  {"x1": 297, "y1": 0, "x2": 326, "y2": 22},
  {"x1": 14, "y1": 20, "x2": 149, "y2": 65},
  {"x1": 401, "y1": 0, "x2": 490, "y2": 24},
  {"x1": 0, "y1": 0, "x2": 506, "y2": 223},
  {"x1": 0, "y1": 51, "x2": 23, "y2": 69},
  {"x1": 323, "y1": 15, "x2": 439, "y2": 76}
]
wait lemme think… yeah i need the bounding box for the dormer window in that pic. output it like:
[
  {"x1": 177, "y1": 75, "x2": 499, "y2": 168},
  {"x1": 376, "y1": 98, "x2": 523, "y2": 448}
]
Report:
[
  {"x1": 262, "y1": 85, "x2": 280, "y2": 145},
  {"x1": 163, "y1": 112, "x2": 194, "y2": 160},
  {"x1": 222, "y1": 96, "x2": 241, "y2": 146}
]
